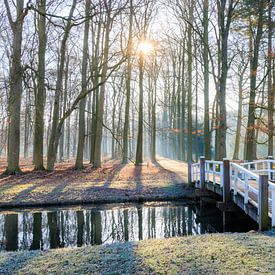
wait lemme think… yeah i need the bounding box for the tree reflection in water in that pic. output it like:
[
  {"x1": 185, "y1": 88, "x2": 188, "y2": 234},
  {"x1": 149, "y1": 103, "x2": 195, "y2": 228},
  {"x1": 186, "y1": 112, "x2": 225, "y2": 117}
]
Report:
[{"x1": 0, "y1": 202, "x2": 257, "y2": 251}]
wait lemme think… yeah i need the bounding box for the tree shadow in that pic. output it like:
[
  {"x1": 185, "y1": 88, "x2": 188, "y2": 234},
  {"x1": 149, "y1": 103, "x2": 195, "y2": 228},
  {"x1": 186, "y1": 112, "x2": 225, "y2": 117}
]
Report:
[
  {"x1": 133, "y1": 165, "x2": 143, "y2": 193},
  {"x1": 102, "y1": 163, "x2": 126, "y2": 188}
]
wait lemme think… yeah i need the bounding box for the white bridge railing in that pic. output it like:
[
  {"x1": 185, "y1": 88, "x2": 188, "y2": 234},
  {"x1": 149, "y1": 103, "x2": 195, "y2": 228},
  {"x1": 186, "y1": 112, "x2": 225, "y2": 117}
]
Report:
[
  {"x1": 241, "y1": 159, "x2": 275, "y2": 181},
  {"x1": 190, "y1": 157, "x2": 275, "y2": 229},
  {"x1": 206, "y1": 160, "x2": 223, "y2": 187},
  {"x1": 191, "y1": 163, "x2": 200, "y2": 188},
  {"x1": 230, "y1": 162, "x2": 275, "y2": 226}
]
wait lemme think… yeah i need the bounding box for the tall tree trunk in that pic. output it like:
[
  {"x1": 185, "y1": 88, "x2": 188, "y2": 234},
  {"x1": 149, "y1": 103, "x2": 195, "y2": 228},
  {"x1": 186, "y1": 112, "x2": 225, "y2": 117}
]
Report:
[
  {"x1": 233, "y1": 70, "x2": 244, "y2": 159},
  {"x1": 33, "y1": 0, "x2": 46, "y2": 170},
  {"x1": 122, "y1": 0, "x2": 133, "y2": 164},
  {"x1": 135, "y1": 54, "x2": 144, "y2": 165},
  {"x1": 187, "y1": 0, "x2": 194, "y2": 163},
  {"x1": 89, "y1": 19, "x2": 101, "y2": 164},
  {"x1": 75, "y1": 0, "x2": 90, "y2": 169},
  {"x1": 4, "y1": 0, "x2": 28, "y2": 174},
  {"x1": 217, "y1": 0, "x2": 235, "y2": 160},
  {"x1": 59, "y1": 54, "x2": 69, "y2": 162},
  {"x1": 150, "y1": 74, "x2": 157, "y2": 162},
  {"x1": 267, "y1": 0, "x2": 274, "y2": 156},
  {"x1": 24, "y1": 90, "x2": 31, "y2": 159},
  {"x1": 181, "y1": 38, "x2": 186, "y2": 161},
  {"x1": 245, "y1": 0, "x2": 265, "y2": 161},
  {"x1": 93, "y1": 14, "x2": 111, "y2": 168},
  {"x1": 47, "y1": 0, "x2": 77, "y2": 171},
  {"x1": 203, "y1": 0, "x2": 211, "y2": 159}
]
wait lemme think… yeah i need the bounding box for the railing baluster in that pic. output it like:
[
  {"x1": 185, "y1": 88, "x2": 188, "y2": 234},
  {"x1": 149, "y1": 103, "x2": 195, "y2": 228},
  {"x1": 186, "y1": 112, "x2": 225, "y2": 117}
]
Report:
[
  {"x1": 267, "y1": 156, "x2": 274, "y2": 180},
  {"x1": 206, "y1": 162, "x2": 209, "y2": 182},
  {"x1": 234, "y1": 166, "x2": 237, "y2": 195},
  {"x1": 244, "y1": 173, "x2": 248, "y2": 204},
  {"x1": 220, "y1": 163, "x2": 224, "y2": 188},
  {"x1": 213, "y1": 164, "x2": 216, "y2": 184},
  {"x1": 271, "y1": 187, "x2": 275, "y2": 227}
]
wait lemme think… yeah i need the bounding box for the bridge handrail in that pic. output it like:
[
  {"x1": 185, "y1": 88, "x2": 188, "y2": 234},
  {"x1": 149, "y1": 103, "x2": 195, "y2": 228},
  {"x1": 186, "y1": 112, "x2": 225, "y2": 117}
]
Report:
[
  {"x1": 191, "y1": 162, "x2": 200, "y2": 185},
  {"x1": 190, "y1": 157, "x2": 275, "y2": 228},
  {"x1": 205, "y1": 160, "x2": 223, "y2": 187},
  {"x1": 241, "y1": 159, "x2": 275, "y2": 165},
  {"x1": 231, "y1": 162, "x2": 260, "y2": 180},
  {"x1": 241, "y1": 159, "x2": 275, "y2": 181},
  {"x1": 205, "y1": 160, "x2": 223, "y2": 165},
  {"x1": 231, "y1": 162, "x2": 275, "y2": 227}
]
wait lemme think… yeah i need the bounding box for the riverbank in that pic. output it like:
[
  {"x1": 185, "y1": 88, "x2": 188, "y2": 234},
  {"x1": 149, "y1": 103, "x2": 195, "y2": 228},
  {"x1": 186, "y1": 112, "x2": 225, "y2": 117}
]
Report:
[
  {"x1": 0, "y1": 231, "x2": 274, "y2": 274},
  {"x1": 0, "y1": 158, "x2": 191, "y2": 208}
]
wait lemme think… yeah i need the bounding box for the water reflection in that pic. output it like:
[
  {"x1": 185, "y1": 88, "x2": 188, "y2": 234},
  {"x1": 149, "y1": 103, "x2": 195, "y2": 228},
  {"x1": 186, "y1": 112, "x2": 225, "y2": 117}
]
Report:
[{"x1": 0, "y1": 203, "x2": 257, "y2": 251}]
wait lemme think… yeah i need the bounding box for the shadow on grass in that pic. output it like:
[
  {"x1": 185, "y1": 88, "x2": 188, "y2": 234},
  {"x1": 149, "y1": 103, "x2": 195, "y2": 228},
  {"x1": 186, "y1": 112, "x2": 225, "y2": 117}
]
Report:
[
  {"x1": 0, "y1": 241, "x2": 153, "y2": 274},
  {"x1": 0, "y1": 251, "x2": 41, "y2": 274},
  {"x1": 102, "y1": 164, "x2": 126, "y2": 188}
]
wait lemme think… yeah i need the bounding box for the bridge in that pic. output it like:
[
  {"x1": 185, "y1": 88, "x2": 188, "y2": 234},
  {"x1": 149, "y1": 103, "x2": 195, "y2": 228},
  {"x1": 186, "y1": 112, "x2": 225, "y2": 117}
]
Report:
[{"x1": 189, "y1": 157, "x2": 275, "y2": 230}]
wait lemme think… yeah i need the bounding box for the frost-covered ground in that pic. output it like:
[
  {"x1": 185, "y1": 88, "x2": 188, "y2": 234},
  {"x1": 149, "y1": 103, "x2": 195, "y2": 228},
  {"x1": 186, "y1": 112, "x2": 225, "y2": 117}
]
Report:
[{"x1": 0, "y1": 231, "x2": 274, "y2": 274}]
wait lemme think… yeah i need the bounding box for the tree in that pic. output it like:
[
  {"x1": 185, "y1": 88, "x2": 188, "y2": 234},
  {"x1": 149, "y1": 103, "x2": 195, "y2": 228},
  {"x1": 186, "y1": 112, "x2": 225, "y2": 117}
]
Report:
[
  {"x1": 47, "y1": 0, "x2": 77, "y2": 171},
  {"x1": 187, "y1": 0, "x2": 194, "y2": 163},
  {"x1": 216, "y1": 0, "x2": 237, "y2": 160},
  {"x1": 267, "y1": 0, "x2": 274, "y2": 156},
  {"x1": 122, "y1": 0, "x2": 134, "y2": 164},
  {"x1": 33, "y1": 0, "x2": 47, "y2": 170},
  {"x1": 135, "y1": 42, "x2": 145, "y2": 165},
  {"x1": 4, "y1": 0, "x2": 29, "y2": 174},
  {"x1": 203, "y1": 0, "x2": 211, "y2": 159},
  {"x1": 75, "y1": 0, "x2": 91, "y2": 169},
  {"x1": 244, "y1": 0, "x2": 266, "y2": 161}
]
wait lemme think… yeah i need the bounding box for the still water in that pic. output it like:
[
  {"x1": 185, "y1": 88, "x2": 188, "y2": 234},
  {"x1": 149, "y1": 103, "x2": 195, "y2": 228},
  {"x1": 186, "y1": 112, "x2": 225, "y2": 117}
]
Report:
[{"x1": 0, "y1": 201, "x2": 257, "y2": 251}]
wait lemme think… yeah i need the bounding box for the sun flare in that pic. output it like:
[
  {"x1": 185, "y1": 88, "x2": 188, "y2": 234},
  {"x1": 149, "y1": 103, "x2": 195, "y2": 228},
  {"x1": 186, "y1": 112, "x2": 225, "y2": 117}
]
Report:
[{"x1": 138, "y1": 41, "x2": 154, "y2": 55}]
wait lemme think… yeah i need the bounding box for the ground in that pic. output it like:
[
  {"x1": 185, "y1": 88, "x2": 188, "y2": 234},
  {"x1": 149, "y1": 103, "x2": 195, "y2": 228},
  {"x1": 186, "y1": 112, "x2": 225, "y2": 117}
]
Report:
[
  {"x1": 0, "y1": 231, "x2": 274, "y2": 274},
  {"x1": 0, "y1": 157, "x2": 190, "y2": 208}
]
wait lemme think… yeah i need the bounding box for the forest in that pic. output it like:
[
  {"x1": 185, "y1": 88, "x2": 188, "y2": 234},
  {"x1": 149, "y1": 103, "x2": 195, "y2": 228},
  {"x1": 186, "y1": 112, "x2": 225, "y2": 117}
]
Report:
[
  {"x1": 0, "y1": 0, "x2": 273, "y2": 175},
  {"x1": 0, "y1": 1, "x2": 274, "y2": 274}
]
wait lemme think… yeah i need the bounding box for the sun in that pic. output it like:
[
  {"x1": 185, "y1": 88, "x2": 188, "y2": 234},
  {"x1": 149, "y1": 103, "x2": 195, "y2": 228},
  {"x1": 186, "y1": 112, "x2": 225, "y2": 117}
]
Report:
[{"x1": 138, "y1": 40, "x2": 154, "y2": 55}]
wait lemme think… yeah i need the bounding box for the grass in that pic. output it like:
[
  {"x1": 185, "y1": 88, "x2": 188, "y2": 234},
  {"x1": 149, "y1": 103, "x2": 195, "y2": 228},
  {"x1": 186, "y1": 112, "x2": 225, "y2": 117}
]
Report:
[{"x1": 0, "y1": 231, "x2": 274, "y2": 274}]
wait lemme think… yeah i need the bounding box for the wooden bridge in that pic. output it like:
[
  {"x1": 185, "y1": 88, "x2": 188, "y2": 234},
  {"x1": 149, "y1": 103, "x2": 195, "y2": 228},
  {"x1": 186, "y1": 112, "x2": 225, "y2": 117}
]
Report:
[{"x1": 189, "y1": 157, "x2": 275, "y2": 230}]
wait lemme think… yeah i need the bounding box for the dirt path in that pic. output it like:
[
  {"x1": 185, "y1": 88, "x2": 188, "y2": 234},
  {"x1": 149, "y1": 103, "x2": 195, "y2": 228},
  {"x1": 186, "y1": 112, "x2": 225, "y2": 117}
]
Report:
[{"x1": 156, "y1": 156, "x2": 188, "y2": 183}]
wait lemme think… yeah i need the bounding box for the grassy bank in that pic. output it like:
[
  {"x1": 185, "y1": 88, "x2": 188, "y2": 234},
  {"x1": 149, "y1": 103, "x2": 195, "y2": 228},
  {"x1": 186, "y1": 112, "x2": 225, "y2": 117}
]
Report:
[{"x1": 0, "y1": 232, "x2": 274, "y2": 274}]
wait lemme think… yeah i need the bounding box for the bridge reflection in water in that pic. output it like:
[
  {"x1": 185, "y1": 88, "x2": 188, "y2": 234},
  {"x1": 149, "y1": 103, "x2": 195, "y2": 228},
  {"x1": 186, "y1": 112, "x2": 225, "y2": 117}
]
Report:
[{"x1": 0, "y1": 202, "x2": 257, "y2": 251}]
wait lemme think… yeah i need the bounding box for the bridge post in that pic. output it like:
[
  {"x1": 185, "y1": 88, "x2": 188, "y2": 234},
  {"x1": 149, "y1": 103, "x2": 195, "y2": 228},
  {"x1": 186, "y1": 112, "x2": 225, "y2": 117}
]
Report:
[
  {"x1": 200, "y1": 156, "x2": 205, "y2": 189},
  {"x1": 258, "y1": 175, "x2": 269, "y2": 231},
  {"x1": 223, "y1": 158, "x2": 231, "y2": 205},
  {"x1": 268, "y1": 156, "x2": 274, "y2": 181}
]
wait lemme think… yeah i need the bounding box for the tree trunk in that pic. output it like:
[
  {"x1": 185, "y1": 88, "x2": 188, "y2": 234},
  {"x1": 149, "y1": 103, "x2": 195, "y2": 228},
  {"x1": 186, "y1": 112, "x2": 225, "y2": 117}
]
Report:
[
  {"x1": 4, "y1": 0, "x2": 28, "y2": 174},
  {"x1": 187, "y1": 0, "x2": 194, "y2": 163},
  {"x1": 233, "y1": 72, "x2": 244, "y2": 159},
  {"x1": 75, "y1": 0, "x2": 90, "y2": 169},
  {"x1": 203, "y1": 0, "x2": 211, "y2": 159},
  {"x1": 47, "y1": 0, "x2": 77, "y2": 171},
  {"x1": 245, "y1": 0, "x2": 265, "y2": 161},
  {"x1": 267, "y1": 0, "x2": 274, "y2": 156},
  {"x1": 93, "y1": 14, "x2": 111, "y2": 168},
  {"x1": 33, "y1": 0, "x2": 46, "y2": 170},
  {"x1": 217, "y1": 0, "x2": 235, "y2": 160},
  {"x1": 122, "y1": 0, "x2": 133, "y2": 164},
  {"x1": 135, "y1": 54, "x2": 144, "y2": 165}
]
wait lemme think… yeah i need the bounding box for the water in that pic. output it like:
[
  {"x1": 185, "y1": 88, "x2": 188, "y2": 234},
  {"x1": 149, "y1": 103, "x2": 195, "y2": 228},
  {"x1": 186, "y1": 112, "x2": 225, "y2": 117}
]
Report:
[{"x1": 0, "y1": 201, "x2": 257, "y2": 252}]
